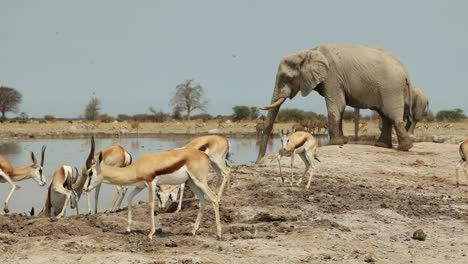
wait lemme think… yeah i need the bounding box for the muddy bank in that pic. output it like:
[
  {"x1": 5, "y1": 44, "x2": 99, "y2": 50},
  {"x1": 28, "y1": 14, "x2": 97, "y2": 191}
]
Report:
[{"x1": 1, "y1": 142, "x2": 467, "y2": 263}]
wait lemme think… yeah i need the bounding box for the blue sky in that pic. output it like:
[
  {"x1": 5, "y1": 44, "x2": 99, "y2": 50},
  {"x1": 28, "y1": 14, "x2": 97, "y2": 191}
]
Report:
[{"x1": 0, "y1": 0, "x2": 466, "y2": 118}]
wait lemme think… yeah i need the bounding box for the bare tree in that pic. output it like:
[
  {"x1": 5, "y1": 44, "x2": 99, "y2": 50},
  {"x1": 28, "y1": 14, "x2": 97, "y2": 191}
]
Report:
[
  {"x1": 84, "y1": 96, "x2": 101, "y2": 121},
  {"x1": 170, "y1": 79, "x2": 208, "y2": 120},
  {"x1": 0, "y1": 86, "x2": 22, "y2": 120}
]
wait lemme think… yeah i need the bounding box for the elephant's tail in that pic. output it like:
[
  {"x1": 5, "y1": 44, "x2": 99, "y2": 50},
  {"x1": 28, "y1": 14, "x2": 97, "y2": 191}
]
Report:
[{"x1": 406, "y1": 78, "x2": 413, "y2": 124}]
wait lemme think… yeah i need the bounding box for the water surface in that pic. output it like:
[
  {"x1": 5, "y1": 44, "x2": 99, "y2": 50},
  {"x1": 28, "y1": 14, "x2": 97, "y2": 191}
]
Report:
[{"x1": 0, "y1": 135, "x2": 328, "y2": 214}]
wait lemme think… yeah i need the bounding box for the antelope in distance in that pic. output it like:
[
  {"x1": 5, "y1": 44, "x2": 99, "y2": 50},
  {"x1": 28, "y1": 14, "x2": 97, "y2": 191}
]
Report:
[
  {"x1": 456, "y1": 140, "x2": 468, "y2": 186},
  {"x1": 274, "y1": 130, "x2": 320, "y2": 189},
  {"x1": 79, "y1": 139, "x2": 132, "y2": 214},
  {"x1": 156, "y1": 135, "x2": 231, "y2": 212},
  {"x1": 0, "y1": 146, "x2": 46, "y2": 213},
  {"x1": 82, "y1": 137, "x2": 222, "y2": 240},
  {"x1": 39, "y1": 165, "x2": 79, "y2": 218}
]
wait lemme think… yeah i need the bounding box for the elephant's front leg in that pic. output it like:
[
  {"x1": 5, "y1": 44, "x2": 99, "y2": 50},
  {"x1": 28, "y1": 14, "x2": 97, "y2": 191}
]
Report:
[
  {"x1": 375, "y1": 114, "x2": 393, "y2": 148},
  {"x1": 326, "y1": 99, "x2": 348, "y2": 145}
]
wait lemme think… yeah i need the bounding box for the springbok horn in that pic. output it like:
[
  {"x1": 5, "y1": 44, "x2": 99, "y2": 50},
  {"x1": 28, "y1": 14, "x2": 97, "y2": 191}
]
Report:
[
  {"x1": 86, "y1": 136, "x2": 95, "y2": 169},
  {"x1": 260, "y1": 97, "x2": 286, "y2": 110},
  {"x1": 30, "y1": 151, "x2": 37, "y2": 164},
  {"x1": 40, "y1": 145, "x2": 46, "y2": 167}
]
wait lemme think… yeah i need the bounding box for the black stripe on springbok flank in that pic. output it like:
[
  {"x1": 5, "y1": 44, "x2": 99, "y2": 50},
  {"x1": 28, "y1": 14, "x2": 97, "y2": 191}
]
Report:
[
  {"x1": 155, "y1": 159, "x2": 186, "y2": 176},
  {"x1": 293, "y1": 137, "x2": 307, "y2": 149}
]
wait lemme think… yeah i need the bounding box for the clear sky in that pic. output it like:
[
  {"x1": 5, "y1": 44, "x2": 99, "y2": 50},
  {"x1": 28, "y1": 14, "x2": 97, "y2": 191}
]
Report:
[{"x1": 1, "y1": 0, "x2": 466, "y2": 118}]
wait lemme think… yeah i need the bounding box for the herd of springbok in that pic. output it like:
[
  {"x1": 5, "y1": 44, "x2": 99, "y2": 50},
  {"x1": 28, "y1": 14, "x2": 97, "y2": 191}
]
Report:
[{"x1": 0, "y1": 132, "x2": 467, "y2": 240}]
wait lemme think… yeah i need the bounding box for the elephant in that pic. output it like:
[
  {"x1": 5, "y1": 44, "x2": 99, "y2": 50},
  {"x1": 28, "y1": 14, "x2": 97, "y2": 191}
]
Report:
[
  {"x1": 405, "y1": 85, "x2": 429, "y2": 134},
  {"x1": 352, "y1": 85, "x2": 429, "y2": 139},
  {"x1": 257, "y1": 44, "x2": 413, "y2": 162}
]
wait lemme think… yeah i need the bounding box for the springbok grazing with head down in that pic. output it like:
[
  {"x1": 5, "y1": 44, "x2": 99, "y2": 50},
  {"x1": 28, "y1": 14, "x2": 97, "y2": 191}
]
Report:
[
  {"x1": 0, "y1": 146, "x2": 46, "y2": 213},
  {"x1": 156, "y1": 135, "x2": 231, "y2": 213},
  {"x1": 82, "y1": 137, "x2": 221, "y2": 240},
  {"x1": 456, "y1": 140, "x2": 468, "y2": 186},
  {"x1": 78, "y1": 139, "x2": 132, "y2": 214},
  {"x1": 274, "y1": 130, "x2": 320, "y2": 188},
  {"x1": 39, "y1": 165, "x2": 79, "y2": 218}
]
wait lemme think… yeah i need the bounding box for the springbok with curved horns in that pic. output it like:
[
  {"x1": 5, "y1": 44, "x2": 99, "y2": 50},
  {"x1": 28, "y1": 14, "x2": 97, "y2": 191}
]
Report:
[
  {"x1": 274, "y1": 130, "x2": 320, "y2": 188},
  {"x1": 0, "y1": 145, "x2": 46, "y2": 213},
  {"x1": 78, "y1": 138, "x2": 132, "y2": 214},
  {"x1": 39, "y1": 165, "x2": 79, "y2": 218},
  {"x1": 83, "y1": 137, "x2": 221, "y2": 240},
  {"x1": 456, "y1": 140, "x2": 468, "y2": 186}
]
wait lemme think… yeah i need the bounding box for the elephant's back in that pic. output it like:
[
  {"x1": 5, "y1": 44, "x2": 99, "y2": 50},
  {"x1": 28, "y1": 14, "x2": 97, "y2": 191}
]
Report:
[{"x1": 317, "y1": 44, "x2": 407, "y2": 69}]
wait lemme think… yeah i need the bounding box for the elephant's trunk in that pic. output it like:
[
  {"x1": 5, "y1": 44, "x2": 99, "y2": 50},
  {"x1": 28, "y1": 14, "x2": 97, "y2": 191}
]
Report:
[{"x1": 256, "y1": 85, "x2": 287, "y2": 163}]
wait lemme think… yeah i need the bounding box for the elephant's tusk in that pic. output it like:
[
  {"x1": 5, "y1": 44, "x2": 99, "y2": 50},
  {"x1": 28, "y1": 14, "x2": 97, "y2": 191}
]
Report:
[{"x1": 260, "y1": 97, "x2": 286, "y2": 110}]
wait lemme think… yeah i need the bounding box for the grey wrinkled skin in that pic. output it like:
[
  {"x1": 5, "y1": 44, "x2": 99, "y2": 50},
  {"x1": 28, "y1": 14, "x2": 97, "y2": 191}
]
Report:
[
  {"x1": 405, "y1": 85, "x2": 429, "y2": 134},
  {"x1": 257, "y1": 44, "x2": 413, "y2": 162}
]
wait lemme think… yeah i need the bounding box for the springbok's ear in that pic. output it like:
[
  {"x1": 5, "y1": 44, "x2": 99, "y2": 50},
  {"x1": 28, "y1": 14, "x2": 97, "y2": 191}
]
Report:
[{"x1": 30, "y1": 151, "x2": 37, "y2": 164}]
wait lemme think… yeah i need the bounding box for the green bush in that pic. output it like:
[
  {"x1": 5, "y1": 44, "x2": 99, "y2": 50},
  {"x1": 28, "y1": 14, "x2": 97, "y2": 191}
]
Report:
[
  {"x1": 232, "y1": 105, "x2": 258, "y2": 121},
  {"x1": 436, "y1": 108, "x2": 465, "y2": 121},
  {"x1": 274, "y1": 108, "x2": 322, "y2": 122}
]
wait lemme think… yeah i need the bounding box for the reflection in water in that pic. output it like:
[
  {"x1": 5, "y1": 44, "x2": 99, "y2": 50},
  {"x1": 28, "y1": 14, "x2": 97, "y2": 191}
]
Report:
[
  {"x1": 0, "y1": 142, "x2": 22, "y2": 154},
  {"x1": 0, "y1": 135, "x2": 329, "y2": 214}
]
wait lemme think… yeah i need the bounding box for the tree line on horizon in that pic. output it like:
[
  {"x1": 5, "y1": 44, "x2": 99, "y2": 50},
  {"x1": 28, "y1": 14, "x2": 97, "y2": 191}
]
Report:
[{"x1": 0, "y1": 84, "x2": 466, "y2": 123}]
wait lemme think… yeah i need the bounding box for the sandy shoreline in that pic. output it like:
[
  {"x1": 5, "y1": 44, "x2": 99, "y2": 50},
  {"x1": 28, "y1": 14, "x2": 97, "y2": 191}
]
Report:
[
  {"x1": 1, "y1": 120, "x2": 468, "y2": 263},
  {"x1": 1, "y1": 142, "x2": 468, "y2": 263}
]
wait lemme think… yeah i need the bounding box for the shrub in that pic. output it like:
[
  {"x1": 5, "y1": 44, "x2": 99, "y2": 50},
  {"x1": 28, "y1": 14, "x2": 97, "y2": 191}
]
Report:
[{"x1": 436, "y1": 108, "x2": 465, "y2": 121}]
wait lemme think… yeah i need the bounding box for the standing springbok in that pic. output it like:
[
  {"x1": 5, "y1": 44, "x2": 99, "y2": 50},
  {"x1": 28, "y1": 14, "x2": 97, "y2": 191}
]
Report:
[
  {"x1": 274, "y1": 130, "x2": 320, "y2": 188},
  {"x1": 39, "y1": 165, "x2": 79, "y2": 218},
  {"x1": 78, "y1": 140, "x2": 132, "y2": 214},
  {"x1": 456, "y1": 140, "x2": 468, "y2": 186},
  {"x1": 0, "y1": 146, "x2": 46, "y2": 213},
  {"x1": 156, "y1": 135, "x2": 231, "y2": 213},
  {"x1": 82, "y1": 137, "x2": 221, "y2": 240}
]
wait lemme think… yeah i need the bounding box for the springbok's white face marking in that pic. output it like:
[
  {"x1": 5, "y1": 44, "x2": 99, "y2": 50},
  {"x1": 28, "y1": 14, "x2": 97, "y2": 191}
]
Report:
[
  {"x1": 32, "y1": 166, "x2": 46, "y2": 186},
  {"x1": 84, "y1": 165, "x2": 101, "y2": 193},
  {"x1": 156, "y1": 185, "x2": 179, "y2": 209},
  {"x1": 30, "y1": 145, "x2": 47, "y2": 186},
  {"x1": 279, "y1": 129, "x2": 292, "y2": 156}
]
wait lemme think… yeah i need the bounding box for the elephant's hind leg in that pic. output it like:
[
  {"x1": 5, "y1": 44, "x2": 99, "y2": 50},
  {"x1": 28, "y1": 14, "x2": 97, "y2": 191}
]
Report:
[{"x1": 375, "y1": 114, "x2": 393, "y2": 148}]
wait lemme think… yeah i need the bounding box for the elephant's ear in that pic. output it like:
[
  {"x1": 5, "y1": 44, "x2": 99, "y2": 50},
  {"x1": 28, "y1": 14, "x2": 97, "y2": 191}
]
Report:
[{"x1": 298, "y1": 50, "x2": 329, "y2": 96}]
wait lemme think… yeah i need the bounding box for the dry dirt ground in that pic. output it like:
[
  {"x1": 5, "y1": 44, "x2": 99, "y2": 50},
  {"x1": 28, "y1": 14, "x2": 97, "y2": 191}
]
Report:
[{"x1": 1, "y1": 142, "x2": 468, "y2": 263}]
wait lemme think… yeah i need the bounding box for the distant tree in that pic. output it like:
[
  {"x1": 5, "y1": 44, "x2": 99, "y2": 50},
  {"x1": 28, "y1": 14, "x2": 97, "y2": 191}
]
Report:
[
  {"x1": 0, "y1": 86, "x2": 22, "y2": 120},
  {"x1": 172, "y1": 105, "x2": 183, "y2": 120},
  {"x1": 250, "y1": 107, "x2": 260, "y2": 119},
  {"x1": 19, "y1": 112, "x2": 28, "y2": 120},
  {"x1": 232, "y1": 105, "x2": 261, "y2": 121},
  {"x1": 436, "y1": 108, "x2": 465, "y2": 121},
  {"x1": 117, "y1": 114, "x2": 131, "y2": 121},
  {"x1": 170, "y1": 79, "x2": 208, "y2": 120},
  {"x1": 84, "y1": 96, "x2": 101, "y2": 121},
  {"x1": 277, "y1": 108, "x2": 308, "y2": 122},
  {"x1": 232, "y1": 105, "x2": 251, "y2": 121},
  {"x1": 44, "y1": 115, "x2": 56, "y2": 121}
]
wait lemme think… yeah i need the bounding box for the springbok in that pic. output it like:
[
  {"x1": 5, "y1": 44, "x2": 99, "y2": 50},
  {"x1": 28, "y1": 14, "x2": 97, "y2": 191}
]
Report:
[
  {"x1": 156, "y1": 135, "x2": 231, "y2": 213},
  {"x1": 39, "y1": 165, "x2": 79, "y2": 218},
  {"x1": 82, "y1": 137, "x2": 221, "y2": 240},
  {"x1": 274, "y1": 130, "x2": 320, "y2": 188},
  {"x1": 0, "y1": 146, "x2": 46, "y2": 213},
  {"x1": 79, "y1": 140, "x2": 132, "y2": 214},
  {"x1": 456, "y1": 140, "x2": 468, "y2": 186}
]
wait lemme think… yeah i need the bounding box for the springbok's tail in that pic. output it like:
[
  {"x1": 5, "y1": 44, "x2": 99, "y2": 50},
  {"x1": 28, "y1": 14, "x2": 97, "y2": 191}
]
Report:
[{"x1": 314, "y1": 153, "x2": 321, "y2": 163}]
